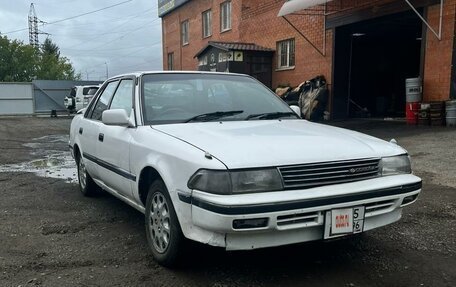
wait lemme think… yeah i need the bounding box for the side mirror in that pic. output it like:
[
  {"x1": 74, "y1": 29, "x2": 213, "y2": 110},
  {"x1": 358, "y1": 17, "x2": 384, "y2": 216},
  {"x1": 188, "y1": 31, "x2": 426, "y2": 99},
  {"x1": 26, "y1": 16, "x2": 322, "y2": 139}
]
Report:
[
  {"x1": 290, "y1": 105, "x2": 301, "y2": 117},
  {"x1": 102, "y1": 109, "x2": 132, "y2": 126}
]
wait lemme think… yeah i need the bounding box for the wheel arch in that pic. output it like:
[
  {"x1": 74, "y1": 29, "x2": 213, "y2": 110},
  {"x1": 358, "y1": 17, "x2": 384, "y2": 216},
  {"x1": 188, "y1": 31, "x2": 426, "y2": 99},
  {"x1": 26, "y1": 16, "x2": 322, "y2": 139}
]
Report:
[
  {"x1": 73, "y1": 144, "x2": 81, "y2": 163},
  {"x1": 138, "y1": 166, "x2": 166, "y2": 207}
]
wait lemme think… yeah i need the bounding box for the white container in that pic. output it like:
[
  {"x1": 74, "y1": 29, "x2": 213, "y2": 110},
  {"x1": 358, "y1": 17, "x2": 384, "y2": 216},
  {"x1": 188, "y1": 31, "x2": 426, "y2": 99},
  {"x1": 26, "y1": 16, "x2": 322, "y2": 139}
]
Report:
[{"x1": 405, "y1": 78, "x2": 422, "y2": 102}]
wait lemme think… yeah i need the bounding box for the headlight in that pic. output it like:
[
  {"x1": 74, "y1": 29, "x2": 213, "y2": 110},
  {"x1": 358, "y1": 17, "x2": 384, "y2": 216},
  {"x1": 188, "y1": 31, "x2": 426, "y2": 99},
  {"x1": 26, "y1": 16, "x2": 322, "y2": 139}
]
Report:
[
  {"x1": 381, "y1": 155, "x2": 411, "y2": 176},
  {"x1": 188, "y1": 168, "x2": 283, "y2": 194}
]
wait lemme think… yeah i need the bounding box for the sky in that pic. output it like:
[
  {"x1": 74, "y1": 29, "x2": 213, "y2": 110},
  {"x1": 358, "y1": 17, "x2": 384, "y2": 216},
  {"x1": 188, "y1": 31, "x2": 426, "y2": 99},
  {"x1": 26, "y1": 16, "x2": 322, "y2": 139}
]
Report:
[{"x1": 0, "y1": 0, "x2": 163, "y2": 80}]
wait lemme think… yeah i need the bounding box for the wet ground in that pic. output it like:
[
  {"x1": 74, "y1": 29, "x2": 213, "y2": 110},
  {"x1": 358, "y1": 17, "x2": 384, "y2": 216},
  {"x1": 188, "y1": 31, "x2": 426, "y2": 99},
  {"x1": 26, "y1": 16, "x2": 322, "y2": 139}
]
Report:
[{"x1": 0, "y1": 116, "x2": 455, "y2": 287}]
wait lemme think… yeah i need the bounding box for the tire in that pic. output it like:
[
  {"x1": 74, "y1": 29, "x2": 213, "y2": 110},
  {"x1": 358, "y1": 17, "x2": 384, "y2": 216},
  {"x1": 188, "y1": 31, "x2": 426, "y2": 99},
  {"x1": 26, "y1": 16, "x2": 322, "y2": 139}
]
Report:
[
  {"x1": 145, "y1": 179, "x2": 184, "y2": 267},
  {"x1": 76, "y1": 153, "x2": 99, "y2": 196}
]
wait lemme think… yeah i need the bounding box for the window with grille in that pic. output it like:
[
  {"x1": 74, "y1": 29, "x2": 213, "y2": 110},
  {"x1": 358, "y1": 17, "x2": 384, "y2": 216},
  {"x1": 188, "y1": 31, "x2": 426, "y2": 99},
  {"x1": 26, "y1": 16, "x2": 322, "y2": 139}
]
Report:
[
  {"x1": 167, "y1": 52, "x2": 174, "y2": 70},
  {"x1": 220, "y1": 1, "x2": 231, "y2": 32},
  {"x1": 277, "y1": 39, "x2": 295, "y2": 68},
  {"x1": 202, "y1": 10, "x2": 212, "y2": 38},
  {"x1": 181, "y1": 20, "x2": 189, "y2": 45}
]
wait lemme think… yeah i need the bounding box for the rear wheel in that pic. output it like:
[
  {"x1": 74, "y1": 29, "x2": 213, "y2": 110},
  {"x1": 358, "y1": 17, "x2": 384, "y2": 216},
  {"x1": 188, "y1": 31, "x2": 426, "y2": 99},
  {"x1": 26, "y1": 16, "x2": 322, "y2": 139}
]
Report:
[
  {"x1": 76, "y1": 153, "x2": 99, "y2": 196},
  {"x1": 145, "y1": 180, "x2": 184, "y2": 267}
]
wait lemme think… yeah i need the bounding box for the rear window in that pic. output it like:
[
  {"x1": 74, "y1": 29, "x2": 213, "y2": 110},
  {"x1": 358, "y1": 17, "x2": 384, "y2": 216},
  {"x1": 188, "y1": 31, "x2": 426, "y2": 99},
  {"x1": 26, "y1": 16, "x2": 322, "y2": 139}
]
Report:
[
  {"x1": 83, "y1": 87, "x2": 99, "y2": 96},
  {"x1": 88, "y1": 87, "x2": 99, "y2": 95}
]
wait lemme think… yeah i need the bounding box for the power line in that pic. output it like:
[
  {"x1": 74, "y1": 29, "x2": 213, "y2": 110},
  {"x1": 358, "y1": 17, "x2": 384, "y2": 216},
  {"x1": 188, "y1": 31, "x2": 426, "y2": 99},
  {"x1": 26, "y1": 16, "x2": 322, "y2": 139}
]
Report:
[
  {"x1": 60, "y1": 8, "x2": 159, "y2": 50},
  {"x1": 44, "y1": 0, "x2": 134, "y2": 25},
  {"x1": 1, "y1": 0, "x2": 133, "y2": 35},
  {"x1": 44, "y1": 7, "x2": 157, "y2": 29},
  {"x1": 70, "y1": 17, "x2": 160, "y2": 52}
]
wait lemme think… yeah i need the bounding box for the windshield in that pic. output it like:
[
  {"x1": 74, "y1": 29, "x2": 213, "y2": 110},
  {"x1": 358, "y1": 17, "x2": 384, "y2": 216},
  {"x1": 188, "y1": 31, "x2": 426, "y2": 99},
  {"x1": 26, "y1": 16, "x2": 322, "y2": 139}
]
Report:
[{"x1": 141, "y1": 73, "x2": 297, "y2": 125}]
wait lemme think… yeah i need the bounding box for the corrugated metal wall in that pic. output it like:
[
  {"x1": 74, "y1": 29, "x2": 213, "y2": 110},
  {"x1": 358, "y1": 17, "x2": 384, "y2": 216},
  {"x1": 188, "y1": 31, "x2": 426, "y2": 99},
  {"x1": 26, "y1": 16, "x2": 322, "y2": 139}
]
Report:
[
  {"x1": 0, "y1": 83, "x2": 34, "y2": 115},
  {"x1": 33, "y1": 80, "x2": 102, "y2": 113}
]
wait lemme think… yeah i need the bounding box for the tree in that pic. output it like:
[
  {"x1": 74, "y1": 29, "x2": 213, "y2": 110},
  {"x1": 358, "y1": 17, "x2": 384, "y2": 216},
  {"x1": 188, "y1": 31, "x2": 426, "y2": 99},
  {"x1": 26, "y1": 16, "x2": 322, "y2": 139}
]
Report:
[
  {"x1": 36, "y1": 37, "x2": 80, "y2": 80},
  {"x1": 0, "y1": 36, "x2": 80, "y2": 82},
  {"x1": 0, "y1": 36, "x2": 39, "y2": 82}
]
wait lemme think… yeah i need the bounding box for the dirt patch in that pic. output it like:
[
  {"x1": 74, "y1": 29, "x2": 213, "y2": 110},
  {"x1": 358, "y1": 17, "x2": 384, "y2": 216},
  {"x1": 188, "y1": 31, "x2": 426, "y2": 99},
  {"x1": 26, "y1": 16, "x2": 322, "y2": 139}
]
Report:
[{"x1": 0, "y1": 117, "x2": 455, "y2": 287}]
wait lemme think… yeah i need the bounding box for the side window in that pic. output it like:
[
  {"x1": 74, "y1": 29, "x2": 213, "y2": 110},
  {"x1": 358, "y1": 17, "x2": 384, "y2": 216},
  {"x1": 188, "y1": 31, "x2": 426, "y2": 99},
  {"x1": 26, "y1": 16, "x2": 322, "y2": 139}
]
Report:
[
  {"x1": 109, "y1": 79, "x2": 134, "y2": 117},
  {"x1": 90, "y1": 81, "x2": 119, "y2": 120}
]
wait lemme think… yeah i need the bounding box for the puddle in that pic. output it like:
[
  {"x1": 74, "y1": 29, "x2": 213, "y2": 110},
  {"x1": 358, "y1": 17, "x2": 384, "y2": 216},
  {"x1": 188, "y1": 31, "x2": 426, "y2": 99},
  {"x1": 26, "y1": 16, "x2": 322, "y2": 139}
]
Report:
[{"x1": 0, "y1": 135, "x2": 78, "y2": 183}]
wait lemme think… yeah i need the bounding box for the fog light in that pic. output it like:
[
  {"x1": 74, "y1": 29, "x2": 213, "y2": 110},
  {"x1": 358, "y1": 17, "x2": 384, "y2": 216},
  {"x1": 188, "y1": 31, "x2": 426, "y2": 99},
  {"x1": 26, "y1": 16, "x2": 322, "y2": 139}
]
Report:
[
  {"x1": 401, "y1": 194, "x2": 418, "y2": 206},
  {"x1": 232, "y1": 218, "x2": 268, "y2": 230}
]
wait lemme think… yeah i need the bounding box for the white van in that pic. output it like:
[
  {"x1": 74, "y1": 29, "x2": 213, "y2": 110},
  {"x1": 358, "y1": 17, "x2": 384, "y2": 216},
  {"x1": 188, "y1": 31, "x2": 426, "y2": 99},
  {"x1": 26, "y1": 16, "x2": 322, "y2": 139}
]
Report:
[{"x1": 64, "y1": 85, "x2": 100, "y2": 113}]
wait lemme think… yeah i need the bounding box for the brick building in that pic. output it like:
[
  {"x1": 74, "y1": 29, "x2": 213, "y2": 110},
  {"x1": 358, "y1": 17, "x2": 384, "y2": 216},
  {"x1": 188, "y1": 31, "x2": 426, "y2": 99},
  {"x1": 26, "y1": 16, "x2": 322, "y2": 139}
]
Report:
[{"x1": 159, "y1": 0, "x2": 455, "y2": 118}]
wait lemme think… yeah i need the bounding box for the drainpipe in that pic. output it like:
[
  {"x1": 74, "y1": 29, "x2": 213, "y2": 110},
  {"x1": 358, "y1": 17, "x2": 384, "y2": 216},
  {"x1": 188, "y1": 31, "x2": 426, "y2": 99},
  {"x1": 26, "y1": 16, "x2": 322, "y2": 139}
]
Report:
[{"x1": 450, "y1": 3, "x2": 456, "y2": 99}]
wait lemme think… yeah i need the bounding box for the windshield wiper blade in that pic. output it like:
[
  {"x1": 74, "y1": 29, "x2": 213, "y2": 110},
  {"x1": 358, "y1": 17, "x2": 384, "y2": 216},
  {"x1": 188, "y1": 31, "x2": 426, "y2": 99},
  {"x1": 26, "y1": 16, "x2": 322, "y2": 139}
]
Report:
[
  {"x1": 185, "y1": 110, "x2": 244, "y2": 123},
  {"x1": 245, "y1": 112, "x2": 297, "y2": 120}
]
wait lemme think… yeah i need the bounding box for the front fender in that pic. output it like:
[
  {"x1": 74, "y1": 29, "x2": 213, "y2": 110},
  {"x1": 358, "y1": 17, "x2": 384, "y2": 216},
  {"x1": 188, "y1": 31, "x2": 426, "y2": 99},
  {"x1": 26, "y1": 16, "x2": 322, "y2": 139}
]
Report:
[{"x1": 129, "y1": 126, "x2": 226, "y2": 240}]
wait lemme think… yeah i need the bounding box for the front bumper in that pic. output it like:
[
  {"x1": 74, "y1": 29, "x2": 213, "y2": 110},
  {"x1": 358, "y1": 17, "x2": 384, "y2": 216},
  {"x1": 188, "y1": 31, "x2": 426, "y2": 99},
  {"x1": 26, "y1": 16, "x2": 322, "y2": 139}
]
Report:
[{"x1": 179, "y1": 174, "x2": 422, "y2": 250}]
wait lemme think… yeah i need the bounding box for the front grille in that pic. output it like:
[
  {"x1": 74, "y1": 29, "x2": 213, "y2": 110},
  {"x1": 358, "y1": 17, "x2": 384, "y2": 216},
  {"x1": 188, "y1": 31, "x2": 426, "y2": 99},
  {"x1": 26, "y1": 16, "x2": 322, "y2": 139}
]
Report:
[
  {"x1": 276, "y1": 211, "x2": 320, "y2": 227},
  {"x1": 278, "y1": 158, "x2": 381, "y2": 190},
  {"x1": 365, "y1": 199, "x2": 396, "y2": 214}
]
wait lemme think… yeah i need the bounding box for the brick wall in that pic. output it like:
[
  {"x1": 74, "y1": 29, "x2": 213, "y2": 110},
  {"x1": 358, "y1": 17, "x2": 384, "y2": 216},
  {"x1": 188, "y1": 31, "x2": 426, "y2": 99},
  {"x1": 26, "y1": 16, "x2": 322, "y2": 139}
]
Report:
[
  {"x1": 423, "y1": 0, "x2": 456, "y2": 102},
  {"x1": 162, "y1": 0, "x2": 243, "y2": 70},
  {"x1": 161, "y1": 0, "x2": 455, "y2": 103}
]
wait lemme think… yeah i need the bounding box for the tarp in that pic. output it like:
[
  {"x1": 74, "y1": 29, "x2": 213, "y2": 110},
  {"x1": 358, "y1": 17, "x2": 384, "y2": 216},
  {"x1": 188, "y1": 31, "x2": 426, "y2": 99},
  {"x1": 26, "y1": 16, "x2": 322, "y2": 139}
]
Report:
[{"x1": 277, "y1": 0, "x2": 333, "y2": 17}]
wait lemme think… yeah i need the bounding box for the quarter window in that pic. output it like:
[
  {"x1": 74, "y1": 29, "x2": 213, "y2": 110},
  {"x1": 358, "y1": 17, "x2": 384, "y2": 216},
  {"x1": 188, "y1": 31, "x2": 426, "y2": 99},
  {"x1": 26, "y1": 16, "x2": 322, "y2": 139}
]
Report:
[
  {"x1": 202, "y1": 10, "x2": 212, "y2": 38},
  {"x1": 167, "y1": 52, "x2": 174, "y2": 70},
  {"x1": 220, "y1": 1, "x2": 231, "y2": 32},
  {"x1": 181, "y1": 20, "x2": 189, "y2": 45},
  {"x1": 277, "y1": 39, "x2": 295, "y2": 68},
  {"x1": 109, "y1": 79, "x2": 134, "y2": 117},
  {"x1": 90, "y1": 81, "x2": 119, "y2": 120}
]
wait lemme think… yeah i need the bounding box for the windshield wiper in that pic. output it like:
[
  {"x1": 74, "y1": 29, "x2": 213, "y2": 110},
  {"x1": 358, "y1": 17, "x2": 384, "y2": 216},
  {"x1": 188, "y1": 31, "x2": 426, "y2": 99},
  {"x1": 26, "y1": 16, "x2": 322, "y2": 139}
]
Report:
[
  {"x1": 245, "y1": 112, "x2": 297, "y2": 120},
  {"x1": 184, "y1": 110, "x2": 244, "y2": 123}
]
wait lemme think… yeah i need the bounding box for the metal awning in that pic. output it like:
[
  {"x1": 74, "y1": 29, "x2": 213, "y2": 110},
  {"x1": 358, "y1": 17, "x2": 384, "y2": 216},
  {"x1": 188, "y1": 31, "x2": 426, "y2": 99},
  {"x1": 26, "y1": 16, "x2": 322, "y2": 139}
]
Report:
[
  {"x1": 278, "y1": 0, "x2": 333, "y2": 17},
  {"x1": 278, "y1": 0, "x2": 444, "y2": 47}
]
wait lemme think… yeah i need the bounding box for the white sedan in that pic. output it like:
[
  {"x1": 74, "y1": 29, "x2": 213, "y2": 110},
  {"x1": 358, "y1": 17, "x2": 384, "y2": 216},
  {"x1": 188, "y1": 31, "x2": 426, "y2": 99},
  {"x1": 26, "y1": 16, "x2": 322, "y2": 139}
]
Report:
[{"x1": 69, "y1": 71, "x2": 422, "y2": 267}]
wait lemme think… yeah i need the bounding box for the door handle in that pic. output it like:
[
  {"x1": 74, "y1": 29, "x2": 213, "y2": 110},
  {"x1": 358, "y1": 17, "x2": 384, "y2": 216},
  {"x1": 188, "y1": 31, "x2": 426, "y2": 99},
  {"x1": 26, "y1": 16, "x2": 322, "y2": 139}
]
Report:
[
  {"x1": 98, "y1": 133, "x2": 104, "y2": 142},
  {"x1": 79, "y1": 127, "x2": 83, "y2": 135}
]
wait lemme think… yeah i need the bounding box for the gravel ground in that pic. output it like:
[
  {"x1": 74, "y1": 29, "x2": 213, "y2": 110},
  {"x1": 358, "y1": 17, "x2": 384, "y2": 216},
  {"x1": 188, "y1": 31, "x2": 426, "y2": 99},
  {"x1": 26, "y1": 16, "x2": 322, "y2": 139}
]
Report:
[{"x1": 0, "y1": 117, "x2": 455, "y2": 287}]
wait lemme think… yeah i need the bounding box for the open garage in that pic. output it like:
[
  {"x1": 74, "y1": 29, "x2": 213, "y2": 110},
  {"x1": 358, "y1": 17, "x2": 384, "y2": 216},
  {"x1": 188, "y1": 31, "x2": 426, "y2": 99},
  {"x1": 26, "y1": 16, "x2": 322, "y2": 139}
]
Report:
[{"x1": 333, "y1": 10, "x2": 423, "y2": 118}]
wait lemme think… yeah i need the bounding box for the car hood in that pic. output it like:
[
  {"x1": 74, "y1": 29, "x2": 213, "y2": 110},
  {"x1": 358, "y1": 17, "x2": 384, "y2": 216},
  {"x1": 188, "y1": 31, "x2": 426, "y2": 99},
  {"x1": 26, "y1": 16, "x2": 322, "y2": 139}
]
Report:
[{"x1": 152, "y1": 120, "x2": 406, "y2": 169}]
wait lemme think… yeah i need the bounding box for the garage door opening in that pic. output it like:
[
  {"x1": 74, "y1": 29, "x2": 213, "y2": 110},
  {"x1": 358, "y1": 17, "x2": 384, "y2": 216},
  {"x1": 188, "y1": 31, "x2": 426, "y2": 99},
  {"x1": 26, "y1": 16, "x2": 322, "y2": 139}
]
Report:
[{"x1": 333, "y1": 10, "x2": 423, "y2": 118}]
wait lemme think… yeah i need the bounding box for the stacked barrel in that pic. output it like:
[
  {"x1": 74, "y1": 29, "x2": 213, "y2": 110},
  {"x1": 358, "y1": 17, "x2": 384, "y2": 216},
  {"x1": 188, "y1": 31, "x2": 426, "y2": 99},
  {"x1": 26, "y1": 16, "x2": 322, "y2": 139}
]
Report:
[
  {"x1": 447, "y1": 100, "x2": 456, "y2": 127},
  {"x1": 406, "y1": 78, "x2": 454, "y2": 127},
  {"x1": 405, "y1": 78, "x2": 421, "y2": 125}
]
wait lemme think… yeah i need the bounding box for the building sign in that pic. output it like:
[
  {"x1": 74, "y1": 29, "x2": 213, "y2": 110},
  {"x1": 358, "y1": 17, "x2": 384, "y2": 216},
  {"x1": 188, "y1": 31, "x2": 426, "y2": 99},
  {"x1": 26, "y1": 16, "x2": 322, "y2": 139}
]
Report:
[{"x1": 158, "y1": 0, "x2": 190, "y2": 17}]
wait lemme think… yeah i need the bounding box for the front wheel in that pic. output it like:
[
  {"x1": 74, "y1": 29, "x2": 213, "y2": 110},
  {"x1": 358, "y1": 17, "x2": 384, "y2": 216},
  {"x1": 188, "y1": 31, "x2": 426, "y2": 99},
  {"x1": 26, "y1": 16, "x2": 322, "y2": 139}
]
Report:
[
  {"x1": 76, "y1": 153, "x2": 99, "y2": 196},
  {"x1": 145, "y1": 180, "x2": 184, "y2": 267}
]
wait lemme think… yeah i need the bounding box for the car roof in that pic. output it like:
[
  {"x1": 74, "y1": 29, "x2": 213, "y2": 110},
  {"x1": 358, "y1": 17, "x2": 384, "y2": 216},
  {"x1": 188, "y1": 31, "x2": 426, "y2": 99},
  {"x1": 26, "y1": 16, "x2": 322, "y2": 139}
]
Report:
[{"x1": 107, "y1": 71, "x2": 250, "y2": 80}]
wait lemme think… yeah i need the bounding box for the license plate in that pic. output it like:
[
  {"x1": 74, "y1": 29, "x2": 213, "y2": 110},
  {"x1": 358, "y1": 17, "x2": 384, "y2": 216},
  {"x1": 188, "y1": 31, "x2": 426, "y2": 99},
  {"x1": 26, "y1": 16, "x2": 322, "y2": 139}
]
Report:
[{"x1": 324, "y1": 206, "x2": 365, "y2": 239}]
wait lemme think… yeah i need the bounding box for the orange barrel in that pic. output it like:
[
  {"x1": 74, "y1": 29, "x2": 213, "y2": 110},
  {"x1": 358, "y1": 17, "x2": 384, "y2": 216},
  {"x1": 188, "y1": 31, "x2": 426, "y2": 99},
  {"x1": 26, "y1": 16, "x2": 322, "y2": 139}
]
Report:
[{"x1": 406, "y1": 102, "x2": 420, "y2": 125}]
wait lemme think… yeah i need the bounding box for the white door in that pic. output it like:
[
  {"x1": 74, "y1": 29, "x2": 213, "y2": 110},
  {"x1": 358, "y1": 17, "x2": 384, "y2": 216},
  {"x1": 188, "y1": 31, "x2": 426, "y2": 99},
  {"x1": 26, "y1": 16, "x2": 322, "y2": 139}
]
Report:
[
  {"x1": 80, "y1": 80, "x2": 119, "y2": 180},
  {"x1": 97, "y1": 78, "x2": 135, "y2": 197}
]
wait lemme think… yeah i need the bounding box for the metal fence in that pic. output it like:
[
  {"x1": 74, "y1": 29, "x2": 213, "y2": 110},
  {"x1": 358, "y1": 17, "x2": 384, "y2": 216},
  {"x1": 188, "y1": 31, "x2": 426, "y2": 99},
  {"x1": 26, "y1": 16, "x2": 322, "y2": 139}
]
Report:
[
  {"x1": 32, "y1": 80, "x2": 102, "y2": 113},
  {"x1": 0, "y1": 83, "x2": 34, "y2": 115}
]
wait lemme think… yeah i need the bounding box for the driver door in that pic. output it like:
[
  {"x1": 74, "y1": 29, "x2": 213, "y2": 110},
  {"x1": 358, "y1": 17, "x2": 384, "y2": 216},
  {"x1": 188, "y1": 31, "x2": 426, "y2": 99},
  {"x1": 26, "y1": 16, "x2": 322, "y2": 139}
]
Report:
[{"x1": 97, "y1": 77, "x2": 135, "y2": 197}]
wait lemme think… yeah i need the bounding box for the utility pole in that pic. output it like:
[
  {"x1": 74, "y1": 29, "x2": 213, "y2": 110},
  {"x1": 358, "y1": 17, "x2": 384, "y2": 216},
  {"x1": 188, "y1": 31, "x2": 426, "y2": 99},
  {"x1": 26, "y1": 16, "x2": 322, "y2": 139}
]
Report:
[
  {"x1": 28, "y1": 4, "x2": 38, "y2": 48},
  {"x1": 28, "y1": 3, "x2": 48, "y2": 48}
]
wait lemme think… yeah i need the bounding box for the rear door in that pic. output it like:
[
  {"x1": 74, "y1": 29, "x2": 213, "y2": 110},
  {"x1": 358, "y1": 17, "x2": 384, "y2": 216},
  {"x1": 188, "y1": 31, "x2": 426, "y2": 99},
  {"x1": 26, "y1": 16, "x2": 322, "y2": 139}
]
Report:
[
  {"x1": 79, "y1": 80, "x2": 119, "y2": 180},
  {"x1": 96, "y1": 77, "x2": 136, "y2": 197}
]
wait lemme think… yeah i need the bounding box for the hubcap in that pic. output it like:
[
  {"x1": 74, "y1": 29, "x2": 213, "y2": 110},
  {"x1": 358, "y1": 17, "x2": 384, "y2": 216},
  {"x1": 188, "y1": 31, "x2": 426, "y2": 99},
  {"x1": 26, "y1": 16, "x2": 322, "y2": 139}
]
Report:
[
  {"x1": 148, "y1": 192, "x2": 171, "y2": 253},
  {"x1": 78, "y1": 158, "x2": 87, "y2": 189}
]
